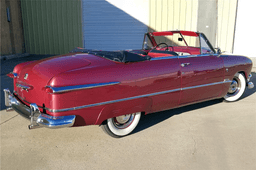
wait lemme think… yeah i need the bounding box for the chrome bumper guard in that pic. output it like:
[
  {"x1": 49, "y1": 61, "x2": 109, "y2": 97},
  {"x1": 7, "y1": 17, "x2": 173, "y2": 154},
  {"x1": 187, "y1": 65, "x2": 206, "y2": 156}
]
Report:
[
  {"x1": 3, "y1": 89, "x2": 76, "y2": 129},
  {"x1": 247, "y1": 74, "x2": 254, "y2": 89},
  {"x1": 247, "y1": 82, "x2": 254, "y2": 89}
]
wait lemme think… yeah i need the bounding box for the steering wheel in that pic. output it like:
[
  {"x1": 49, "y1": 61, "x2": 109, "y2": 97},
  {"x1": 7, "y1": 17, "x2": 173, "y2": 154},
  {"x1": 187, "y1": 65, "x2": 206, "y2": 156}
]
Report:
[{"x1": 151, "y1": 43, "x2": 169, "y2": 51}]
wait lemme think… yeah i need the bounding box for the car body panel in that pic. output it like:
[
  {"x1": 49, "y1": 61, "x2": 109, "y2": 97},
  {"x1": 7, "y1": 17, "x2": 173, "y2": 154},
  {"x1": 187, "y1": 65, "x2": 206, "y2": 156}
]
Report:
[
  {"x1": 44, "y1": 55, "x2": 181, "y2": 125},
  {"x1": 6, "y1": 30, "x2": 253, "y2": 128},
  {"x1": 179, "y1": 54, "x2": 225, "y2": 104}
]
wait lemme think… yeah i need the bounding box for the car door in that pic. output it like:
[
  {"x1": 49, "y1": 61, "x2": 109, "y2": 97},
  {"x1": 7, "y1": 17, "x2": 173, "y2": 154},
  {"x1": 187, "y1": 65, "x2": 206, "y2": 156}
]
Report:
[
  {"x1": 148, "y1": 56, "x2": 181, "y2": 113},
  {"x1": 179, "y1": 34, "x2": 225, "y2": 105}
]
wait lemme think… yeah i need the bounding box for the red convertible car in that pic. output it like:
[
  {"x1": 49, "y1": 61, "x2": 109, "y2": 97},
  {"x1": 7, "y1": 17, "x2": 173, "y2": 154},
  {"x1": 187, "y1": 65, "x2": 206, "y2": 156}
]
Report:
[{"x1": 4, "y1": 30, "x2": 254, "y2": 137}]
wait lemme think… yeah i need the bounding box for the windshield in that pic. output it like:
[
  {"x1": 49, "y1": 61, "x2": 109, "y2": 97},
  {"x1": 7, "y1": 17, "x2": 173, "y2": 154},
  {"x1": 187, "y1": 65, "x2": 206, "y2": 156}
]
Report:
[
  {"x1": 143, "y1": 32, "x2": 215, "y2": 55},
  {"x1": 151, "y1": 33, "x2": 200, "y2": 48}
]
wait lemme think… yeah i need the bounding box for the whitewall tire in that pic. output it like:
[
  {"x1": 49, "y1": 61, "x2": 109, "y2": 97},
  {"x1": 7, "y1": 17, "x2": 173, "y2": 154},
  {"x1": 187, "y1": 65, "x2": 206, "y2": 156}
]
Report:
[
  {"x1": 224, "y1": 73, "x2": 246, "y2": 102},
  {"x1": 101, "y1": 112, "x2": 141, "y2": 138}
]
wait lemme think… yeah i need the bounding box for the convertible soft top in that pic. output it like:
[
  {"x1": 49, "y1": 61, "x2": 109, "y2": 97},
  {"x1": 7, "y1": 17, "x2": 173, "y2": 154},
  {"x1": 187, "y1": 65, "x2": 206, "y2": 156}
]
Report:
[{"x1": 70, "y1": 48, "x2": 151, "y2": 63}]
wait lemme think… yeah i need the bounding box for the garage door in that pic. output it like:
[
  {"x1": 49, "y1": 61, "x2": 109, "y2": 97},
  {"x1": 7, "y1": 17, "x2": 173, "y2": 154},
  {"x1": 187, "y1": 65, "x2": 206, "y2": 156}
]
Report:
[
  {"x1": 82, "y1": 0, "x2": 147, "y2": 51},
  {"x1": 21, "y1": 0, "x2": 82, "y2": 55}
]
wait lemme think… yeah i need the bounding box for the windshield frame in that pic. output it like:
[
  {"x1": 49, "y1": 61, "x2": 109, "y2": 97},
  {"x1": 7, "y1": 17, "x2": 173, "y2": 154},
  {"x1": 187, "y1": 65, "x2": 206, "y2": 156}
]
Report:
[
  {"x1": 142, "y1": 33, "x2": 155, "y2": 50},
  {"x1": 199, "y1": 33, "x2": 216, "y2": 54},
  {"x1": 142, "y1": 31, "x2": 216, "y2": 54}
]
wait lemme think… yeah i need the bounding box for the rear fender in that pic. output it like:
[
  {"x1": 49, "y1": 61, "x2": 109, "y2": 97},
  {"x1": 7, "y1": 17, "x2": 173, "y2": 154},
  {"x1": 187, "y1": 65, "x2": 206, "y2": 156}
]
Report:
[{"x1": 95, "y1": 97, "x2": 152, "y2": 125}]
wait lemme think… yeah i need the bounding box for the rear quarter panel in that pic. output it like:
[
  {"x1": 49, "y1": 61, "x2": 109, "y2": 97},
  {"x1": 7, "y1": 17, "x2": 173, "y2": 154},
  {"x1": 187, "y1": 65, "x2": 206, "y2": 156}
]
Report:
[{"x1": 46, "y1": 58, "x2": 180, "y2": 126}]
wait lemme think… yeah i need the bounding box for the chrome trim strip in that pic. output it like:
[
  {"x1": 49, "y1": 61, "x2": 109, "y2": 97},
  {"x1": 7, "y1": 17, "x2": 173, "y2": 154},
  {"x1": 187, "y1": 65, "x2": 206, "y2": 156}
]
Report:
[
  {"x1": 224, "y1": 80, "x2": 232, "y2": 83},
  {"x1": 182, "y1": 81, "x2": 231, "y2": 90},
  {"x1": 48, "y1": 88, "x2": 181, "y2": 113},
  {"x1": 179, "y1": 54, "x2": 218, "y2": 58},
  {"x1": 224, "y1": 79, "x2": 231, "y2": 82},
  {"x1": 48, "y1": 82, "x2": 120, "y2": 93},
  {"x1": 151, "y1": 56, "x2": 178, "y2": 60},
  {"x1": 151, "y1": 54, "x2": 218, "y2": 60},
  {"x1": 16, "y1": 83, "x2": 31, "y2": 92},
  {"x1": 179, "y1": 55, "x2": 198, "y2": 58},
  {"x1": 47, "y1": 80, "x2": 231, "y2": 113}
]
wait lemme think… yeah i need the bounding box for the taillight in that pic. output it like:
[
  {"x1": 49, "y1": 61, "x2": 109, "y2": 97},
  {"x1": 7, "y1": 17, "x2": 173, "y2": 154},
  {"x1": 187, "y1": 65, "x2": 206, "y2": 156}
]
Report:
[
  {"x1": 42, "y1": 86, "x2": 53, "y2": 94},
  {"x1": 7, "y1": 72, "x2": 18, "y2": 78}
]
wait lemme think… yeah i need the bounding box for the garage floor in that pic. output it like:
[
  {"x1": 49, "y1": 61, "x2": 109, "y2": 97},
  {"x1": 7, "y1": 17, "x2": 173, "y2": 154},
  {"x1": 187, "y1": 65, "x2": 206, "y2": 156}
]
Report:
[
  {"x1": 1, "y1": 74, "x2": 255, "y2": 170},
  {"x1": 1, "y1": 55, "x2": 256, "y2": 170}
]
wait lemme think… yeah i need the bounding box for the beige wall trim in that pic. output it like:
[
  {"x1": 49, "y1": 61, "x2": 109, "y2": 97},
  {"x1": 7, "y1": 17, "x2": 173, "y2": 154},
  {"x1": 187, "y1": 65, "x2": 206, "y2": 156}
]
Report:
[
  {"x1": 148, "y1": 0, "x2": 237, "y2": 54},
  {"x1": 250, "y1": 57, "x2": 256, "y2": 69}
]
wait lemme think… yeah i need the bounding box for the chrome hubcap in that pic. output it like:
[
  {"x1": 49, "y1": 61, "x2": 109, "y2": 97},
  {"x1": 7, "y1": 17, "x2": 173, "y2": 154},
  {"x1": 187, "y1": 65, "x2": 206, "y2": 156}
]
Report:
[
  {"x1": 228, "y1": 77, "x2": 240, "y2": 95},
  {"x1": 113, "y1": 114, "x2": 135, "y2": 129},
  {"x1": 228, "y1": 80, "x2": 238, "y2": 93},
  {"x1": 115, "y1": 115, "x2": 131, "y2": 124}
]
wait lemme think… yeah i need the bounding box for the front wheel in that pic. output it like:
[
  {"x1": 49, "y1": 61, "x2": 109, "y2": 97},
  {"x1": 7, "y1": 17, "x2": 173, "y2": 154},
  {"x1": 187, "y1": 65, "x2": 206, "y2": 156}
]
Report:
[
  {"x1": 101, "y1": 112, "x2": 141, "y2": 138},
  {"x1": 224, "y1": 73, "x2": 246, "y2": 102}
]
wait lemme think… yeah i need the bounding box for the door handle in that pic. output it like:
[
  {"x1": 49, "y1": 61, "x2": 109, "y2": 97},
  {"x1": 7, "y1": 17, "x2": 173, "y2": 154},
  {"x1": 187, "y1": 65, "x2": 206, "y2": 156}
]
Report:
[{"x1": 181, "y1": 63, "x2": 190, "y2": 67}]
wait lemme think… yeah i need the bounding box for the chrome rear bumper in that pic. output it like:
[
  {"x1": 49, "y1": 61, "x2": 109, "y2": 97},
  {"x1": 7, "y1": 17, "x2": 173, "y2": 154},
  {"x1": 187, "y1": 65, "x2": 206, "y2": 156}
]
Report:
[
  {"x1": 3, "y1": 89, "x2": 76, "y2": 129},
  {"x1": 247, "y1": 74, "x2": 254, "y2": 89},
  {"x1": 247, "y1": 82, "x2": 254, "y2": 89}
]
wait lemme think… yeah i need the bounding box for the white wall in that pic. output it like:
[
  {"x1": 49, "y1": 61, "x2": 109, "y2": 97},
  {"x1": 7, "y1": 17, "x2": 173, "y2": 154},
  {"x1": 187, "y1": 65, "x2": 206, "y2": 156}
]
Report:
[
  {"x1": 82, "y1": 0, "x2": 148, "y2": 50},
  {"x1": 233, "y1": 0, "x2": 256, "y2": 66},
  {"x1": 106, "y1": 0, "x2": 149, "y2": 26}
]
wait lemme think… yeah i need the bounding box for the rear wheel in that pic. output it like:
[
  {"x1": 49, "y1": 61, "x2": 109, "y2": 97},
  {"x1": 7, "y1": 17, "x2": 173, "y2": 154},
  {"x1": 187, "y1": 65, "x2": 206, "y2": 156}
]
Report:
[
  {"x1": 101, "y1": 112, "x2": 141, "y2": 138},
  {"x1": 224, "y1": 73, "x2": 246, "y2": 102}
]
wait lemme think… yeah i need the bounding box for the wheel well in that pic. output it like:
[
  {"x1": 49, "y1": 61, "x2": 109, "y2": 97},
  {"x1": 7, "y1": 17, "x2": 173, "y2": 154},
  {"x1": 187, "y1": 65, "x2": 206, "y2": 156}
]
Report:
[
  {"x1": 141, "y1": 111, "x2": 146, "y2": 116},
  {"x1": 99, "y1": 111, "x2": 146, "y2": 126},
  {"x1": 238, "y1": 71, "x2": 249, "y2": 86},
  {"x1": 100, "y1": 120, "x2": 107, "y2": 126},
  {"x1": 238, "y1": 71, "x2": 246, "y2": 79}
]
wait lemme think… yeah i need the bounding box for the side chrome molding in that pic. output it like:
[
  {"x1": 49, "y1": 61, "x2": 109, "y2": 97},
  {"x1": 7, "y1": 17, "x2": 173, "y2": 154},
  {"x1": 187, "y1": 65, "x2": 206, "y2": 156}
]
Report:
[
  {"x1": 47, "y1": 82, "x2": 120, "y2": 93},
  {"x1": 46, "y1": 80, "x2": 231, "y2": 113},
  {"x1": 151, "y1": 56, "x2": 178, "y2": 60},
  {"x1": 181, "y1": 81, "x2": 231, "y2": 91},
  {"x1": 151, "y1": 53, "x2": 218, "y2": 61},
  {"x1": 224, "y1": 79, "x2": 231, "y2": 82}
]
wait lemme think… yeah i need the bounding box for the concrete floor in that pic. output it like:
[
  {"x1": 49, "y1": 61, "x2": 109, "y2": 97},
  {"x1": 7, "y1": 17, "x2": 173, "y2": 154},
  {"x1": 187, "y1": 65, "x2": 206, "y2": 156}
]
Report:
[
  {"x1": 1, "y1": 76, "x2": 256, "y2": 170},
  {"x1": 1, "y1": 55, "x2": 256, "y2": 170}
]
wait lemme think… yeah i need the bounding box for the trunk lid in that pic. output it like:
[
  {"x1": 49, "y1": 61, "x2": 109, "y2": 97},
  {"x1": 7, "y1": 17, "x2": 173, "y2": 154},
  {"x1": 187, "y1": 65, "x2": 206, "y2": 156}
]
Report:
[{"x1": 14, "y1": 54, "x2": 91, "y2": 106}]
